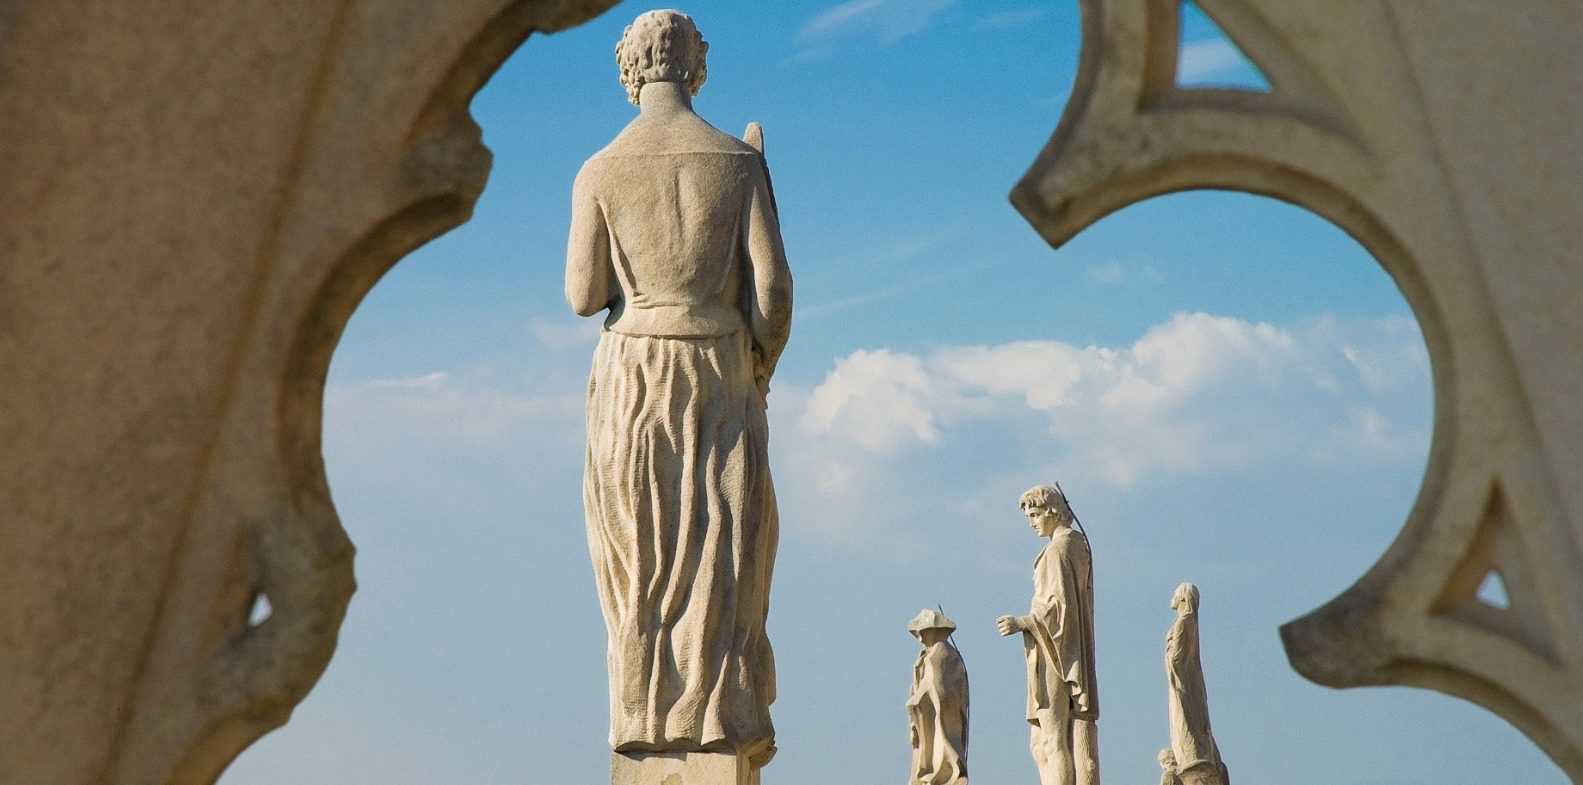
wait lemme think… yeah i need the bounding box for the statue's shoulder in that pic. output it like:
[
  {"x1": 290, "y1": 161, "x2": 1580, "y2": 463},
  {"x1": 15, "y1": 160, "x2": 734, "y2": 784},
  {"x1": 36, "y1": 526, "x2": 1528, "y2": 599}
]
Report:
[
  {"x1": 590, "y1": 118, "x2": 760, "y2": 162},
  {"x1": 1049, "y1": 528, "x2": 1092, "y2": 563}
]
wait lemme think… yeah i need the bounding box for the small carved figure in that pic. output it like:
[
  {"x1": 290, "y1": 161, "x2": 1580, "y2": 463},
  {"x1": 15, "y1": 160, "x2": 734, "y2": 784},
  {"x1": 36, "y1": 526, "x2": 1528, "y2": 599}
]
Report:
[
  {"x1": 1165, "y1": 583, "x2": 1230, "y2": 785},
  {"x1": 907, "y1": 609, "x2": 969, "y2": 785},
  {"x1": 997, "y1": 483, "x2": 1100, "y2": 785},
  {"x1": 567, "y1": 9, "x2": 791, "y2": 768},
  {"x1": 1157, "y1": 749, "x2": 1183, "y2": 785}
]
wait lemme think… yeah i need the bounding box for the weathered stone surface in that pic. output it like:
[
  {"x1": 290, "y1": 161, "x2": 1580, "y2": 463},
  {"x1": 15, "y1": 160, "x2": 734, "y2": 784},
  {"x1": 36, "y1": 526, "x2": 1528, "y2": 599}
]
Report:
[
  {"x1": 1012, "y1": 0, "x2": 1583, "y2": 778},
  {"x1": 0, "y1": 2, "x2": 617, "y2": 784},
  {"x1": 611, "y1": 751, "x2": 760, "y2": 785},
  {"x1": 569, "y1": 10, "x2": 790, "y2": 768},
  {"x1": 997, "y1": 484, "x2": 1100, "y2": 785},
  {"x1": 1164, "y1": 584, "x2": 1228, "y2": 785},
  {"x1": 907, "y1": 609, "x2": 969, "y2": 785}
]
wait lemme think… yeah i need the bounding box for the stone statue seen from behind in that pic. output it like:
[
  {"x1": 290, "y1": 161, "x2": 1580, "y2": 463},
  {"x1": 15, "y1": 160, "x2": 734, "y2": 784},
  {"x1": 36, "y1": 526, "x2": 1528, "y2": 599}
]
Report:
[{"x1": 565, "y1": 9, "x2": 792, "y2": 783}]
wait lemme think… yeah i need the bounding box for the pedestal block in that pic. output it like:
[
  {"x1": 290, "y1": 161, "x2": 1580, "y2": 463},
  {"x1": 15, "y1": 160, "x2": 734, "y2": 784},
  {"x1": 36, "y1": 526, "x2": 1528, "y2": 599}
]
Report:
[{"x1": 611, "y1": 751, "x2": 761, "y2": 785}]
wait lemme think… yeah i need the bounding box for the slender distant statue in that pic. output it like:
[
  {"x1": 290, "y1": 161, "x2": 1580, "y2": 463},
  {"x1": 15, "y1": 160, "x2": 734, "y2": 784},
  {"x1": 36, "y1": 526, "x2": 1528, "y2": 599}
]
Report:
[
  {"x1": 997, "y1": 484, "x2": 1100, "y2": 785},
  {"x1": 907, "y1": 609, "x2": 970, "y2": 785},
  {"x1": 1165, "y1": 583, "x2": 1230, "y2": 785},
  {"x1": 566, "y1": 9, "x2": 792, "y2": 777}
]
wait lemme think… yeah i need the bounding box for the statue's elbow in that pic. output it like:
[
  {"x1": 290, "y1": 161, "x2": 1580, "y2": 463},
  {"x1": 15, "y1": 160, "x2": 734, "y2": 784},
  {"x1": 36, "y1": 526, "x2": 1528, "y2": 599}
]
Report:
[{"x1": 566, "y1": 287, "x2": 607, "y2": 317}]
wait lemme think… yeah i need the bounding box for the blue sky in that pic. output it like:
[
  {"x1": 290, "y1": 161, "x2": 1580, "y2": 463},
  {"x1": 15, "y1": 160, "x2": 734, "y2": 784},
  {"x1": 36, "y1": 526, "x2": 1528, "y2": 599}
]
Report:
[{"x1": 221, "y1": 2, "x2": 1563, "y2": 784}]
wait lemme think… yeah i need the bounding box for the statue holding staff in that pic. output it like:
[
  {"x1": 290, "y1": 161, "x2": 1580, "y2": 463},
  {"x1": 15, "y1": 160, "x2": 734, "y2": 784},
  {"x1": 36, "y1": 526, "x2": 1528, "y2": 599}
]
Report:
[{"x1": 997, "y1": 483, "x2": 1100, "y2": 785}]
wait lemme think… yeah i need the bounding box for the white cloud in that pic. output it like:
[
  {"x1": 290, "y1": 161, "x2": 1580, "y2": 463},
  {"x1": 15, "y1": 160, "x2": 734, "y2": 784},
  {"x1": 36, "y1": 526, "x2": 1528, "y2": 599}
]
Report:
[
  {"x1": 793, "y1": 312, "x2": 1430, "y2": 493},
  {"x1": 800, "y1": 0, "x2": 958, "y2": 44},
  {"x1": 800, "y1": 349, "x2": 941, "y2": 451},
  {"x1": 1178, "y1": 38, "x2": 1247, "y2": 83},
  {"x1": 367, "y1": 371, "x2": 449, "y2": 391}
]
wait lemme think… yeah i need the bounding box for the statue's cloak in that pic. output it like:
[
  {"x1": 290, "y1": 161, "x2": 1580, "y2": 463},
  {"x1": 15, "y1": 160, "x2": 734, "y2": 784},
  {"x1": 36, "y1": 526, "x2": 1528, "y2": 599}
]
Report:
[
  {"x1": 908, "y1": 641, "x2": 969, "y2": 785},
  {"x1": 1166, "y1": 606, "x2": 1225, "y2": 778},
  {"x1": 1023, "y1": 528, "x2": 1099, "y2": 723}
]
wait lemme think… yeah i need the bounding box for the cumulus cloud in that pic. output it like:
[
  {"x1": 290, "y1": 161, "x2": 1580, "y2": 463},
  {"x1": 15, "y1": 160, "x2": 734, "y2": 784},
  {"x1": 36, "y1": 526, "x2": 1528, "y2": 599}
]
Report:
[
  {"x1": 800, "y1": 0, "x2": 958, "y2": 44},
  {"x1": 791, "y1": 312, "x2": 1430, "y2": 492},
  {"x1": 800, "y1": 349, "x2": 943, "y2": 451}
]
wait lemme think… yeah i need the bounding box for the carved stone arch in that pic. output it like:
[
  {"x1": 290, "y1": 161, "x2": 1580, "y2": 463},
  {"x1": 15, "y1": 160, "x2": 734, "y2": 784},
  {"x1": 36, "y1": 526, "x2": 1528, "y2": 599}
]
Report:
[
  {"x1": 0, "y1": 3, "x2": 619, "y2": 785},
  {"x1": 1012, "y1": 0, "x2": 1583, "y2": 779}
]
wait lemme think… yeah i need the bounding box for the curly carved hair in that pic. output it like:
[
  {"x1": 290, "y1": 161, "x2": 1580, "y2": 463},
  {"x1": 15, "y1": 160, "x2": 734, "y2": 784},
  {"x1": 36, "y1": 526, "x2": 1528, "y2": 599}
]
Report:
[
  {"x1": 615, "y1": 10, "x2": 709, "y2": 106},
  {"x1": 1018, "y1": 483, "x2": 1075, "y2": 523}
]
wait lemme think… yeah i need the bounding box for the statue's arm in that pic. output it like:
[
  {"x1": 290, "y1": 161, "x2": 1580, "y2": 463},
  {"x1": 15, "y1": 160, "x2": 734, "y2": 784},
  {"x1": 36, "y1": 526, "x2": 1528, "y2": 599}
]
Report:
[
  {"x1": 566, "y1": 167, "x2": 612, "y2": 317},
  {"x1": 1165, "y1": 615, "x2": 1186, "y2": 663},
  {"x1": 742, "y1": 167, "x2": 792, "y2": 385}
]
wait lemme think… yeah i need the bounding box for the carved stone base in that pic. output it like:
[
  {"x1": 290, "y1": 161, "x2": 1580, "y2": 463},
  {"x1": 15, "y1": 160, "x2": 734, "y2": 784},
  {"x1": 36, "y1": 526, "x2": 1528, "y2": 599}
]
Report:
[{"x1": 611, "y1": 751, "x2": 761, "y2": 785}]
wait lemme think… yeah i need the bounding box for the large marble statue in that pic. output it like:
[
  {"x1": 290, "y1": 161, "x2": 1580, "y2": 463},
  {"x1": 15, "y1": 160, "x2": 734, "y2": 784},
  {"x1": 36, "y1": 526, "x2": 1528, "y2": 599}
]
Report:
[
  {"x1": 997, "y1": 484, "x2": 1100, "y2": 785},
  {"x1": 1165, "y1": 583, "x2": 1230, "y2": 785},
  {"x1": 907, "y1": 609, "x2": 970, "y2": 785},
  {"x1": 566, "y1": 9, "x2": 792, "y2": 775}
]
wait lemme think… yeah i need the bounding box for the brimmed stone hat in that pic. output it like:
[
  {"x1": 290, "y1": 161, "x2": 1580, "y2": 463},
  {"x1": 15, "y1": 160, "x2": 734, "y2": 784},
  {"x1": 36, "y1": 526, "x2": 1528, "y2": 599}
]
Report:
[{"x1": 908, "y1": 608, "x2": 958, "y2": 638}]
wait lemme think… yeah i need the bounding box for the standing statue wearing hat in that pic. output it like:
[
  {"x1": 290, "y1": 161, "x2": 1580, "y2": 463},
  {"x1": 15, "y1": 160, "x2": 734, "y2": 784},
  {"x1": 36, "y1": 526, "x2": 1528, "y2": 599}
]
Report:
[
  {"x1": 908, "y1": 609, "x2": 970, "y2": 785},
  {"x1": 997, "y1": 483, "x2": 1100, "y2": 785}
]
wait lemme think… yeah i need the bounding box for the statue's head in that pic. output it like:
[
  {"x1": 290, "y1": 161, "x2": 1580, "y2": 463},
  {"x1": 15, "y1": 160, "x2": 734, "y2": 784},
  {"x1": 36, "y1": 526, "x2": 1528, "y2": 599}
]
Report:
[
  {"x1": 616, "y1": 10, "x2": 709, "y2": 106},
  {"x1": 908, "y1": 608, "x2": 957, "y2": 646},
  {"x1": 1171, "y1": 582, "x2": 1200, "y2": 614},
  {"x1": 1018, "y1": 483, "x2": 1074, "y2": 536},
  {"x1": 1159, "y1": 748, "x2": 1177, "y2": 769}
]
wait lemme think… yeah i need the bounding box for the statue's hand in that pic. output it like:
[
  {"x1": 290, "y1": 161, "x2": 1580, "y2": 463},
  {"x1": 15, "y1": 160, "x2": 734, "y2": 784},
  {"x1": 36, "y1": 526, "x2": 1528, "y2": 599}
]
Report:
[
  {"x1": 751, "y1": 347, "x2": 771, "y2": 400},
  {"x1": 996, "y1": 615, "x2": 1022, "y2": 636}
]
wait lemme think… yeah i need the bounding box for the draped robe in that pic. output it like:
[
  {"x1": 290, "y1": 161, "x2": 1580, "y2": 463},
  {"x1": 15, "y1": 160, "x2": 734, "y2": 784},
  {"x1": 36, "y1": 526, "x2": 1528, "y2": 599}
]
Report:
[
  {"x1": 1166, "y1": 605, "x2": 1229, "y2": 785},
  {"x1": 1021, "y1": 527, "x2": 1100, "y2": 785},
  {"x1": 566, "y1": 114, "x2": 792, "y2": 756},
  {"x1": 908, "y1": 640, "x2": 969, "y2": 785}
]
